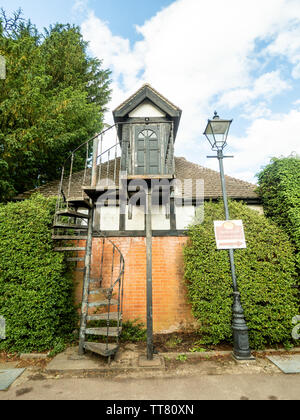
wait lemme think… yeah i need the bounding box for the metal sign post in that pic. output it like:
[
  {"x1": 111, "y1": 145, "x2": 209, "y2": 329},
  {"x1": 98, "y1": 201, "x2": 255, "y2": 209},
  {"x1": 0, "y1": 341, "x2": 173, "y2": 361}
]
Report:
[
  {"x1": 204, "y1": 113, "x2": 254, "y2": 361},
  {"x1": 211, "y1": 150, "x2": 253, "y2": 360}
]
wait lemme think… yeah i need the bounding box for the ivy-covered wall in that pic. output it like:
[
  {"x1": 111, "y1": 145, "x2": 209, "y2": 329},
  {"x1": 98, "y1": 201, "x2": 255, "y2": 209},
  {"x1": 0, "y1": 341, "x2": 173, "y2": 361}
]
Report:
[{"x1": 0, "y1": 194, "x2": 77, "y2": 353}]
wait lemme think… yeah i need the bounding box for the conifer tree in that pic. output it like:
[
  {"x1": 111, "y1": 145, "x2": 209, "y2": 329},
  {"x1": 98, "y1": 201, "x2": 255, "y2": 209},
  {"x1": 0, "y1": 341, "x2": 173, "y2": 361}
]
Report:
[{"x1": 0, "y1": 9, "x2": 111, "y2": 201}]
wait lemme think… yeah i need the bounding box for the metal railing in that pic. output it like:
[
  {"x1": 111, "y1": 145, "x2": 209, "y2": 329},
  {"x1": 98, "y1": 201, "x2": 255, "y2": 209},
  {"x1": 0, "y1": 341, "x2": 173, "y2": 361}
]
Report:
[
  {"x1": 55, "y1": 124, "x2": 121, "y2": 215},
  {"x1": 55, "y1": 121, "x2": 175, "y2": 216},
  {"x1": 92, "y1": 231, "x2": 125, "y2": 350}
]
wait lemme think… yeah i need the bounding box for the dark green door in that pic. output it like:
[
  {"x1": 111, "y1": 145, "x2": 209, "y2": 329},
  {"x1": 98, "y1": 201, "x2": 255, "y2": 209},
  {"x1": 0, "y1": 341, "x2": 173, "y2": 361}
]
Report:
[{"x1": 135, "y1": 126, "x2": 160, "y2": 175}]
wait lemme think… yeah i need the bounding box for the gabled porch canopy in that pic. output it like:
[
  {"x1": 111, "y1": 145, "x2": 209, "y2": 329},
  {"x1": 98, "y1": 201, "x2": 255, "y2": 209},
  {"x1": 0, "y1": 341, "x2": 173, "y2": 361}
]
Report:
[{"x1": 113, "y1": 84, "x2": 182, "y2": 141}]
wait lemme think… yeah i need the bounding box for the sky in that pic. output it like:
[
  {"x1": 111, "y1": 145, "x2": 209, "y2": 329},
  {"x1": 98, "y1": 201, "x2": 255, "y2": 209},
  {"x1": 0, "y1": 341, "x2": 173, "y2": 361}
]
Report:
[{"x1": 1, "y1": 0, "x2": 300, "y2": 184}]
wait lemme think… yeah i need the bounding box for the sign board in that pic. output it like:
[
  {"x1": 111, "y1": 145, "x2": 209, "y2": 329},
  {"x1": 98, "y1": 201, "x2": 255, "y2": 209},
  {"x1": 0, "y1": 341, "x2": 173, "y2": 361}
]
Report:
[{"x1": 214, "y1": 220, "x2": 246, "y2": 250}]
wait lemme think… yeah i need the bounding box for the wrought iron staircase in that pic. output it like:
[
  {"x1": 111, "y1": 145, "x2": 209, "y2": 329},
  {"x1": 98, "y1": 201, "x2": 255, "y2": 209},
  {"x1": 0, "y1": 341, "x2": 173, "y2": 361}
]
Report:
[
  {"x1": 52, "y1": 122, "x2": 175, "y2": 360},
  {"x1": 52, "y1": 126, "x2": 125, "y2": 361}
]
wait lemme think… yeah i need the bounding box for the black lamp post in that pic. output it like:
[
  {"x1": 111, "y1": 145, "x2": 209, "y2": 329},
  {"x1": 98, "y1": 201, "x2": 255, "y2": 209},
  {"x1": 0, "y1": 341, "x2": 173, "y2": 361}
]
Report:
[{"x1": 204, "y1": 112, "x2": 254, "y2": 361}]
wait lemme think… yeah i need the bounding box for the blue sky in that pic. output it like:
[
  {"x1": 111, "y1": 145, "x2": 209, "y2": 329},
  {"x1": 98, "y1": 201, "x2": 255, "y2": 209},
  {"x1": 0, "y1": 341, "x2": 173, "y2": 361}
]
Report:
[
  {"x1": 1, "y1": 0, "x2": 174, "y2": 41},
  {"x1": 1, "y1": 0, "x2": 300, "y2": 183}
]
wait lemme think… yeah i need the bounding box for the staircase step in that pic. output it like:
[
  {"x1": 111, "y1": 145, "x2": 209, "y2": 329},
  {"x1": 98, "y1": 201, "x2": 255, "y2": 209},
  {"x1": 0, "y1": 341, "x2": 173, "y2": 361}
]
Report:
[
  {"x1": 52, "y1": 235, "x2": 88, "y2": 241},
  {"x1": 67, "y1": 197, "x2": 92, "y2": 209},
  {"x1": 83, "y1": 186, "x2": 119, "y2": 201},
  {"x1": 88, "y1": 299, "x2": 118, "y2": 308},
  {"x1": 87, "y1": 312, "x2": 121, "y2": 321},
  {"x1": 89, "y1": 278, "x2": 102, "y2": 283},
  {"x1": 54, "y1": 247, "x2": 86, "y2": 252},
  {"x1": 67, "y1": 257, "x2": 85, "y2": 262},
  {"x1": 56, "y1": 209, "x2": 90, "y2": 219},
  {"x1": 84, "y1": 342, "x2": 119, "y2": 357},
  {"x1": 89, "y1": 288, "x2": 112, "y2": 295},
  {"x1": 53, "y1": 223, "x2": 88, "y2": 230},
  {"x1": 85, "y1": 327, "x2": 122, "y2": 337}
]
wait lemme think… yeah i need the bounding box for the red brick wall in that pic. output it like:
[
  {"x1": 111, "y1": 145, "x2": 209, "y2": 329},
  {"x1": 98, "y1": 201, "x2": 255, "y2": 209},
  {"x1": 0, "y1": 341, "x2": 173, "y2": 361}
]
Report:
[{"x1": 73, "y1": 236, "x2": 197, "y2": 333}]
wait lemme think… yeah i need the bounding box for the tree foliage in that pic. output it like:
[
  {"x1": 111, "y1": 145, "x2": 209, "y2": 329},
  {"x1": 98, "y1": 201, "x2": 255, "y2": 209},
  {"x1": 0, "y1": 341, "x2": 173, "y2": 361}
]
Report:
[
  {"x1": 0, "y1": 194, "x2": 77, "y2": 353},
  {"x1": 257, "y1": 155, "x2": 300, "y2": 271},
  {"x1": 184, "y1": 201, "x2": 298, "y2": 349},
  {"x1": 0, "y1": 10, "x2": 111, "y2": 201}
]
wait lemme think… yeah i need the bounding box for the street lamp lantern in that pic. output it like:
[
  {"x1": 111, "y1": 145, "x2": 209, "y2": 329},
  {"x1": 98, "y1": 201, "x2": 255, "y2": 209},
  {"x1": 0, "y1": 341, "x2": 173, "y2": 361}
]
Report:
[
  {"x1": 204, "y1": 111, "x2": 232, "y2": 151},
  {"x1": 204, "y1": 112, "x2": 254, "y2": 361}
]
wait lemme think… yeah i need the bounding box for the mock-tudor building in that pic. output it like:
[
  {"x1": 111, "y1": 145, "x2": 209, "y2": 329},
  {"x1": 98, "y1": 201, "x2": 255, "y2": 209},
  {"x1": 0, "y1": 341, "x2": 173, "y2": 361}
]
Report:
[{"x1": 17, "y1": 84, "x2": 262, "y2": 335}]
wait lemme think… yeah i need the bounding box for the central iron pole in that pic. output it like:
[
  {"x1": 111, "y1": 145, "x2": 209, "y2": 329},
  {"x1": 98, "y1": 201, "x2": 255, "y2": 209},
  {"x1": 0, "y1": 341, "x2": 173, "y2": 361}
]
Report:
[
  {"x1": 78, "y1": 206, "x2": 94, "y2": 355},
  {"x1": 217, "y1": 150, "x2": 253, "y2": 360},
  {"x1": 146, "y1": 188, "x2": 153, "y2": 360},
  {"x1": 79, "y1": 135, "x2": 98, "y2": 355}
]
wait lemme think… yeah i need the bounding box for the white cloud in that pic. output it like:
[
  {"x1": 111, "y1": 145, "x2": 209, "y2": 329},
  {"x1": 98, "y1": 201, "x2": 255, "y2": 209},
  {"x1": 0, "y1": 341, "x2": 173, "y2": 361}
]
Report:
[
  {"x1": 292, "y1": 62, "x2": 300, "y2": 79},
  {"x1": 81, "y1": 11, "x2": 145, "y2": 116},
  {"x1": 265, "y1": 26, "x2": 300, "y2": 63},
  {"x1": 241, "y1": 102, "x2": 272, "y2": 120},
  {"x1": 72, "y1": 0, "x2": 89, "y2": 15},
  {"x1": 219, "y1": 71, "x2": 291, "y2": 109},
  {"x1": 80, "y1": 0, "x2": 300, "y2": 183},
  {"x1": 216, "y1": 110, "x2": 300, "y2": 183}
]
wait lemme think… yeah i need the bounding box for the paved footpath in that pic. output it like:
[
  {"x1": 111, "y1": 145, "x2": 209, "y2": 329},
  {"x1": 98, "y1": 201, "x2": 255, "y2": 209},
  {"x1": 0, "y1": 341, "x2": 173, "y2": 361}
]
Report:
[
  {"x1": 1, "y1": 346, "x2": 300, "y2": 401},
  {"x1": 1, "y1": 373, "x2": 300, "y2": 400}
]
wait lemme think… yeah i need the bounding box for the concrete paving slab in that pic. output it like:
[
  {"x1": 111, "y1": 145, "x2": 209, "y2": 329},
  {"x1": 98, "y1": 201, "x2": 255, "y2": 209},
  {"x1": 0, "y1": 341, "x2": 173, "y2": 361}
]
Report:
[
  {"x1": 267, "y1": 354, "x2": 300, "y2": 374},
  {"x1": 46, "y1": 347, "x2": 108, "y2": 373},
  {"x1": 0, "y1": 369, "x2": 26, "y2": 391},
  {"x1": 138, "y1": 355, "x2": 165, "y2": 368},
  {"x1": 46, "y1": 346, "x2": 165, "y2": 374}
]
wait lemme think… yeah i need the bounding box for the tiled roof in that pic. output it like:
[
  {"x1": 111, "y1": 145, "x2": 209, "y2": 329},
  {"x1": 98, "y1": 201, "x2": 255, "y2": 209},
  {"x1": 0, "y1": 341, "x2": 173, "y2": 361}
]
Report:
[
  {"x1": 15, "y1": 157, "x2": 259, "y2": 201},
  {"x1": 175, "y1": 157, "x2": 258, "y2": 200}
]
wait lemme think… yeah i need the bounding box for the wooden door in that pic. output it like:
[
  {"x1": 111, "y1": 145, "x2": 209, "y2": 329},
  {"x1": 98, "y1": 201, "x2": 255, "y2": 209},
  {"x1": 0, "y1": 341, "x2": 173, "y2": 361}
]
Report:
[{"x1": 135, "y1": 126, "x2": 160, "y2": 175}]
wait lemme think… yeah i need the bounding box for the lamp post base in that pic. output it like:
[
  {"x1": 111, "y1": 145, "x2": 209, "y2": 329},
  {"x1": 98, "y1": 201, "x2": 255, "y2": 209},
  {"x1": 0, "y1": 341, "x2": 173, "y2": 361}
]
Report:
[
  {"x1": 232, "y1": 353, "x2": 256, "y2": 362},
  {"x1": 232, "y1": 292, "x2": 254, "y2": 360}
]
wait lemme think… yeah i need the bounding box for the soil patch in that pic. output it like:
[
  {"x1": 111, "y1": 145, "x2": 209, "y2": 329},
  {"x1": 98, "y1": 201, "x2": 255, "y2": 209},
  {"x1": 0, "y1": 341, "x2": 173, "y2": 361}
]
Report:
[
  {"x1": 0, "y1": 352, "x2": 51, "y2": 369},
  {"x1": 152, "y1": 333, "x2": 232, "y2": 353}
]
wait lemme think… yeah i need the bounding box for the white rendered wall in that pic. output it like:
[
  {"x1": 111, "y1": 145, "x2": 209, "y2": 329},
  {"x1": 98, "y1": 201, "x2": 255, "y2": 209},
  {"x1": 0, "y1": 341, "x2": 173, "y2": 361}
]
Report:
[
  {"x1": 152, "y1": 205, "x2": 170, "y2": 230},
  {"x1": 99, "y1": 206, "x2": 120, "y2": 231},
  {"x1": 129, "y1": 102, "x2": 166, "y2": 118},
  {"x1": 78, "y1": 208, "x2": 89, "y2": 227},
  {"x1": 125, "y1": 205, "x2": 145, "y2": 230},
  {"x1": 125, "y1": 205, "x2": 170, "y2": 231},
  {"x1": 175, "y1": 205, "x2": 196, "y2": 230}
]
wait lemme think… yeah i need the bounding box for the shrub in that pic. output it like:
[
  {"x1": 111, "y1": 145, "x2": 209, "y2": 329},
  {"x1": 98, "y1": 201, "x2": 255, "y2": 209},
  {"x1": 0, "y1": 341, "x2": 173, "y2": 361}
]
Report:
[
  {"x1": 184, "y1": 200, "x2": 299, "y2": 349},
  {"x1": 0, "y1": 194, "x2": 77, "y2": 353},
  {"x1": 121, "y1": 319, "x2": 147, "y2": 342},
  {"x1": 257, "y1": 156, "x2": 300, "y2": 270}
]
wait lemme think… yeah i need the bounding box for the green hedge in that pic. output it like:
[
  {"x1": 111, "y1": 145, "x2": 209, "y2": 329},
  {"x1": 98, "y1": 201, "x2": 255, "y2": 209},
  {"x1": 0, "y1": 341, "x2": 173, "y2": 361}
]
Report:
[
  {"x1": 184, "y1": 200, "x2": 299, "y2": 349},
  {"x1": 257, "y1": 156, "x2": 300, "y2": 270},
  {"x1": 0, "y1": 194, "x2": 77, "y2": 353}
]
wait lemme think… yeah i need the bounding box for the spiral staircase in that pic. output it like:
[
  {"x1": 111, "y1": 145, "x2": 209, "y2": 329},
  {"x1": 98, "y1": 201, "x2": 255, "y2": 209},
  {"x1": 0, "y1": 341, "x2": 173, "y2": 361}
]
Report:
[{"x1": 52, "y1": 126, "x2": 125, "y2": 360}]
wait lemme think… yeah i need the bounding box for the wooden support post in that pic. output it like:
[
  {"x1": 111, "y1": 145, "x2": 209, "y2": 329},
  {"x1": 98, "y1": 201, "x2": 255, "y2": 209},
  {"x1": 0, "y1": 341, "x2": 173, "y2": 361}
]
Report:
[{"x1": 146, "y1": 189, "x2": 153, "y2": 360}]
